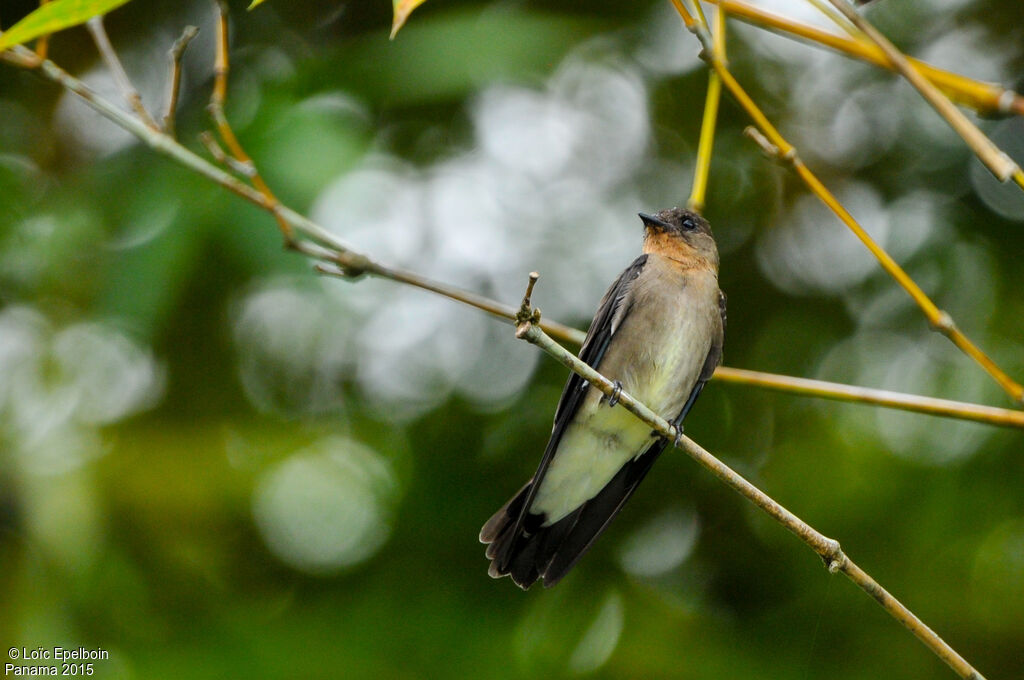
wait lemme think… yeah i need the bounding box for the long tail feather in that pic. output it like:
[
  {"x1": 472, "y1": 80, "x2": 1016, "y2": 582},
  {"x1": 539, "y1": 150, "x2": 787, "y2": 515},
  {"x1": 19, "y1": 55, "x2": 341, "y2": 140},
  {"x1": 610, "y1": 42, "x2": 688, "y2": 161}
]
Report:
[{"x1": 480, "y1": 441, "x2": 666, "y2": 588}]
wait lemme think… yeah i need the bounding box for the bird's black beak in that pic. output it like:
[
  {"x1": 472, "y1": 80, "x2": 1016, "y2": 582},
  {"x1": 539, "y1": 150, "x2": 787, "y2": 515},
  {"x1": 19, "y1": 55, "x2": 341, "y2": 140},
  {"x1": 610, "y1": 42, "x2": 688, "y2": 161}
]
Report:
[{"x1": 638, "y1": 212, "x2": 671, "y2": 230}]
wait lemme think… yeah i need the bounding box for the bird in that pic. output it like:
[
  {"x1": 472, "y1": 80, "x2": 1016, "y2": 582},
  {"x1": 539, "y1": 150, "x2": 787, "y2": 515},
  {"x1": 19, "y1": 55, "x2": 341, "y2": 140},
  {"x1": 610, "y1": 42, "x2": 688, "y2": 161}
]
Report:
[{"x1": 480, "y1": 207, "x2": 726, "y2": 589}]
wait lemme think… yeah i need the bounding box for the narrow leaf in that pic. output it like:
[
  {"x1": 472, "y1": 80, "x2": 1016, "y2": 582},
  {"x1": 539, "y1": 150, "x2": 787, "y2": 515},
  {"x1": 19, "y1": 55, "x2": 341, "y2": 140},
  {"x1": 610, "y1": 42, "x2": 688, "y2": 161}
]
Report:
[
  {"x1": 0, "y1": 0, "x2": 133, "y2": 50},
  {"x1": 390, "y1": 0, "x2": 428, "y2": 40},
  {"x1": 247, "y1": 0, "x2": 268, "y2": 9}
]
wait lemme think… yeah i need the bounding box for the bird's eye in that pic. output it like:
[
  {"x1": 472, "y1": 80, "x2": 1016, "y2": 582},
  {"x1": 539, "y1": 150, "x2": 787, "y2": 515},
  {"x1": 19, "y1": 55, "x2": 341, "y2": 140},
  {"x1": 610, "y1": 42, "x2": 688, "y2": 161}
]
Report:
[{"x1": 681, "y1": 217, "x2": 697, "y2": 231}]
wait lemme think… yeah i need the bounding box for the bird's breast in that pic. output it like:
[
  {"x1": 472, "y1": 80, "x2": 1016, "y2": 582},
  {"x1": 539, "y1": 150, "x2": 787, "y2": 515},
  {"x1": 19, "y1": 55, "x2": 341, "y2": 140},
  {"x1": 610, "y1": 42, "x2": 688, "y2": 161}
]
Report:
[{"x1": 609, "y1": 261, "x2": 719, "y2": 416}]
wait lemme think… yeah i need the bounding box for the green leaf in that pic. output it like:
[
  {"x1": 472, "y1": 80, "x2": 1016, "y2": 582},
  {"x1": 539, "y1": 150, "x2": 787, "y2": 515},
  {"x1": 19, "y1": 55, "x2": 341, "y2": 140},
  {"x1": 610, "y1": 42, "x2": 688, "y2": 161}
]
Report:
[
  {"x1": 390, "y1": 0, "x2": 428, "y2": 39},
  {"x1": 0, "y1": 0, "x2": 134, "y2": 50},
  {"x1": 247, "y1": 0, "x2": 268, "y2": 9}
]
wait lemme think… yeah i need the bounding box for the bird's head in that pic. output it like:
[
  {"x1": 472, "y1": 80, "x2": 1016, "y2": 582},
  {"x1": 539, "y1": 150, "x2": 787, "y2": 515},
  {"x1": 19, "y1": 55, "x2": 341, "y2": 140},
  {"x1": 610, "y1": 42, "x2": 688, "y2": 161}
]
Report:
[{"x1": 639, "y1": 208, "x2": 719, "y2": 269}]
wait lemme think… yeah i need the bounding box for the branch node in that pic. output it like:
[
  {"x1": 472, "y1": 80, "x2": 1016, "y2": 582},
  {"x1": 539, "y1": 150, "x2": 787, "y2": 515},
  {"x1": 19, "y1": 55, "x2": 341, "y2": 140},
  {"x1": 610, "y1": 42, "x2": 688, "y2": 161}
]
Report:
[
  {"x1": 698, "y1": 48, "x2": 727, "y2": 69},
  {"x1": 517, "y1": 272, "x2": 539, "y2": 320},
  {"x1": 995, "y1": 151, "x2": 1021, "y2": 183},
  {"x1": 996, "y1": 89, "x2": 1016, "y2": 116},
  {"x1": 313, "y1": 263, "x2": 346, "y2": 278},
  {"x1": 199, "y1": 130, "x2": 228, "y2": 161},
  {"x1": 820, "y1": 537, "x2": 845, "y2": 572},
  {"x1": 163, "y1": 25, "x2": 200, "y2": 137},
  {"x1": 744, "y1": 125, "x2": 780, "y2": 158},
  {"x1": 170, "y1": 25, "x2": 201, "y2": 57},
  {"x1": 930, "y1": 310, "x2": 955, "y2": 333},
  {"x1": 237, "y1": 159, "x2": 258, "y2": 178},
  {"x1": 86, "y1": 16, "x2": 159, "y2": 129},
  {"x1": 199, "y1": 130, "x2": 256, "y2": 177},
  {"x1": 515, "y1": 272, "x2": 542, "y2": 337},
  {"x1": 333, "y1": 252, "x2": 370, "y2": 279}
]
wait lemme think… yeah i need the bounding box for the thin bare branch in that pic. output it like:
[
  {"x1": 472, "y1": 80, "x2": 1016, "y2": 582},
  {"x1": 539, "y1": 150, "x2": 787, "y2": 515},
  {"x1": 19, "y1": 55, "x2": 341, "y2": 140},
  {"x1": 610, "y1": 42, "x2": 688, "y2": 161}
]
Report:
[
  {"x1": 804, "y1": 0, "x2": 861, "y2": 37},
  {"x1": 34, "y1": 0, "x2": 52, "y2": 61},
  {"x1": 85, "y1": 16, "x2": 159, "y2": 129},
  {"x1": 514, "y1": 276, "x2": 988, "y2": 680},
  {"x1": 713, "y1": 366, "x2": 1024, "y2": 428},
  {"x1": 163, "y1": 24, "x2": 199, "y2": 138},
  {"x1": 204, "y1": 0, "x2": 294, "y2": 241},
  {"x1": 210, "y1": 0, "x2": 229, "y2": 105},
  {"x1": 687, "y1": 4, "x2": 725, "y2": 213},
  {"x1": 199, "y1": 130, "x2": 256, "y2": 177}
]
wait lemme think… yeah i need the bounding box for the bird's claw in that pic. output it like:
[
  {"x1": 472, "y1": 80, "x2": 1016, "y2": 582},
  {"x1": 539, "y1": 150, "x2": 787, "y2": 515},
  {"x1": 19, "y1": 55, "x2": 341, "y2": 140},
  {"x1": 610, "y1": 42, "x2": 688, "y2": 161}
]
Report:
[
  {"x1": 608, "y1": 380, "x2": 623, "y2": 407},
  {"x1": 673, "y1": 424, "x2": 684, "y2": 449}
]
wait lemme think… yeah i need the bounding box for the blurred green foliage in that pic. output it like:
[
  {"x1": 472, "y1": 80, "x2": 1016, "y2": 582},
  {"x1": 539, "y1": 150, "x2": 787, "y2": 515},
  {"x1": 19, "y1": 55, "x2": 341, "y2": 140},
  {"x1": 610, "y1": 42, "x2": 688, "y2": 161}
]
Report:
[{"x1": 1, "y1": 1, "x2": 1023, "y2": 679}]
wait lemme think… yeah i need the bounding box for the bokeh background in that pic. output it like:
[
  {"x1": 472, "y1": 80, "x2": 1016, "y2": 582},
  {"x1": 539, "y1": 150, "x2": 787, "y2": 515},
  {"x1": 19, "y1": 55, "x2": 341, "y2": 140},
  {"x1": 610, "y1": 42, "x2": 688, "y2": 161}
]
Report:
[{"x1": 1, "y1": 0, "x2": 1023, "y2": 677}]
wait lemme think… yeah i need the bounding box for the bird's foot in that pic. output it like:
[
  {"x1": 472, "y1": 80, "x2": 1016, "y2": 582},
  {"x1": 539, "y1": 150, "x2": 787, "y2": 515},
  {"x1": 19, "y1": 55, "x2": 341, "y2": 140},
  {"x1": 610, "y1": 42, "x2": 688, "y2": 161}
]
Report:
[
  {"x1": 608, "y1": 380, "x2": 623, "y2": 407},
  {"x1": 673, "y1": 424, "x2": 685, "y2": 449}
]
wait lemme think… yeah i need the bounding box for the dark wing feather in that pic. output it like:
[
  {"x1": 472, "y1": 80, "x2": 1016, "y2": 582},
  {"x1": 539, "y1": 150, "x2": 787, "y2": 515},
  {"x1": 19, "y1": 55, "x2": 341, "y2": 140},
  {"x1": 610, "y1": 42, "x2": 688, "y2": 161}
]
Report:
[
  {"x1": 486, "y1": 255, "x2": 649, "y2": 578},
  {"x1": 552, "y1": 254, "x2": 650, "y2": 424}
]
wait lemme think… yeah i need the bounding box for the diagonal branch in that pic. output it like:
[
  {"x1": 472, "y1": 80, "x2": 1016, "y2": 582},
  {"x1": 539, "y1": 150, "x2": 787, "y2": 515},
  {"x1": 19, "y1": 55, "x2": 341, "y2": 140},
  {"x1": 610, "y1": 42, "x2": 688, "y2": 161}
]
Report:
[
  {"x1": 86, "y1": 15, "x2": 159, "y2": 129},
  {"x1": 821, "y1": 0, "x2": 1024, "y2": 189},
  {"x1": 670, "y1": 0, "x2": 1024, "y2": 406},
  {"x1": 513, "y1": 273, "x2": 987, "y2": 680}
]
